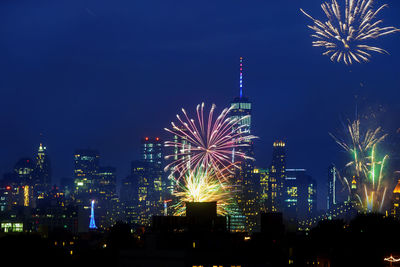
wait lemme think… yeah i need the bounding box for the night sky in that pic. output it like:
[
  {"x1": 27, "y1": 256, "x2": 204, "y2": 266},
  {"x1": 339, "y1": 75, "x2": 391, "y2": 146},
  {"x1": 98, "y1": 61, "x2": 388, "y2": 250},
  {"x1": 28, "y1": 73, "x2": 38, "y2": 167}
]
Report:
[{"x1": 1, "y1": 0, "x2": 400, "y2": 210}]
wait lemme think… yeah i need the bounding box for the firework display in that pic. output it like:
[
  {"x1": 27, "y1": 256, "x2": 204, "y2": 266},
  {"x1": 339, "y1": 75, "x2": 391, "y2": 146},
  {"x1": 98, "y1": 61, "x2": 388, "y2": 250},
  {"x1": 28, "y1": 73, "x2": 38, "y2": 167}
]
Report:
[
  {"x1": 331, "y1": 119, "x2": 389, "y2": 211},
  {"x1": 330, "y1": 119, "x2": 387, "y2": 178},
  {"x1": 301, "y1": 0, "x2": 400, "y2": 65},
  {"x1": 164, "y1": 102, "x2": 256, "y2": 181},
  {"x1": 172, "y1": 167, "x2": 232, "y2": 216},
  {"x1": 164, "y1": 102, "x2": 255, "y2": 216}
]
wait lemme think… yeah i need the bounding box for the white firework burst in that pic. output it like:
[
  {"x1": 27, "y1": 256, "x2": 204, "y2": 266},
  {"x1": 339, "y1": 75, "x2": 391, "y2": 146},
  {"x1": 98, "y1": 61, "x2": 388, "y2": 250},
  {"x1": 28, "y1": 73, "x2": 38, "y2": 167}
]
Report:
[{"x1": 301, "y1": 0, "x2": 400, "y2": 65}]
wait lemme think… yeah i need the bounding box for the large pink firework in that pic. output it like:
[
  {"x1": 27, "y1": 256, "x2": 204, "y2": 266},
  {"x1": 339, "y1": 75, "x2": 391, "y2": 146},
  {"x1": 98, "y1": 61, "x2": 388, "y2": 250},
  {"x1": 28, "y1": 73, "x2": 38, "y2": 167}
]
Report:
[{"x1": 164, "y1": 102, "x2": 256, "y2": 181}]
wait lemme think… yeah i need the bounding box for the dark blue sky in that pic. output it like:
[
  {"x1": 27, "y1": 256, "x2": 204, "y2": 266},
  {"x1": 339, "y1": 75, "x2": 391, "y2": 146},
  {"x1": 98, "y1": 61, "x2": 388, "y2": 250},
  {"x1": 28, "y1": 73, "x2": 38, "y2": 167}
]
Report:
[{"x1": 1, "y1": 0, "x2": 400, "y2": 210}]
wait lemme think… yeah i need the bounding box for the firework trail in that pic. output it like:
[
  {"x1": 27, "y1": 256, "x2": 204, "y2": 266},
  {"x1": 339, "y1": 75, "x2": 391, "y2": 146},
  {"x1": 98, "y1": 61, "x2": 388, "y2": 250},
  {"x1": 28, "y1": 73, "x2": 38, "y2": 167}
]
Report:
[
  {"x1": 301, "y1": 0, "x2": 400, "y2": 65},
  {"x1": 164, "y1": 102, "x2": 256, "y2": 181},
  {"x1": 331, "y1": 119, "x2": 389, "y2": 212},
  {"x1": 172, "y1": 167, "x2": 232, "y2": 216},
  {"x1": 330, "y1": 119, "x2": 387, "y2": 178}
]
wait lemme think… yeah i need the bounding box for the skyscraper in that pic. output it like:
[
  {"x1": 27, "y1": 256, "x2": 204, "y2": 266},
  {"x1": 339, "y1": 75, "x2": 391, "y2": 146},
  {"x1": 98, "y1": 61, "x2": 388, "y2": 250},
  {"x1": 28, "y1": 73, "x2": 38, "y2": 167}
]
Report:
[
  {"x1": 132, "y1": 160, "x2": 150, "y2": 225},
  {"x1": 128, "y1": 137, "x2": 165, "y2": 226},
  {"x1": 14, "y1": 158, "x2": 35, "y2": 185},
  {"x1": 269, "y1": 141, "x2": 286, "y2": 212},
  {"x1": 142, "y1": 137, "x2": 163, "y2": 166},
  {"x1": 141, "y1": 137, "x2": 164, "y2": 219},
  {"x1": 327, "y1": 164, "x2": 337, "y2": 210},
  {"x1": 73, "y1": 149, "x2": 100, "y2": 206},
  {"x1": 255, "y1": 168, "x2": 269, "y2": 213},
  {"x1": 120, "y1": 174, "x2": 139, "y2": 225},
  {"x1": 96, "y1": 167, "x2": 119, "y2": 228},
  {"x1": 229, "y1": 57, "x2": 257, "y2": 232},
  {"x1": 284, "y1": 169, "x2": 317, "y2": 221},
  {"x1": 14, "y1": 158, "x2": 35, "y2": 207},
  {"x1": 33, "y1": 143, "x2": 52, "y2": 196}
]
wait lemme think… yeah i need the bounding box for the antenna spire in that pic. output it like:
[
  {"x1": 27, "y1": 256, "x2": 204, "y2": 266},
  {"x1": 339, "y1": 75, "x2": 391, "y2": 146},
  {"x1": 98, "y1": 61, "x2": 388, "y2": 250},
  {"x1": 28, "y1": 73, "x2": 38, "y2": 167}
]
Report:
[
  {"x1": 89, "y1": 200, "x2": 97, "y2": 229},
  {"x1": 239, "y1": 57, "x2": 243, "y2": 98}
]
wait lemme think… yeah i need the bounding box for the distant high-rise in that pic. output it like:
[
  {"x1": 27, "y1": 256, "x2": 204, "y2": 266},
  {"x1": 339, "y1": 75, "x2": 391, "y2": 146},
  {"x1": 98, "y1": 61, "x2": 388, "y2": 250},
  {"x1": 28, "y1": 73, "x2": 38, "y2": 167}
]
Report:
[
  {"x1": 142, "y1": 137, "x2": 163, "y2": 166},
  {"x1": 284, "y1": 169, "x2": 317, "y2": 221},
  {"x1": 127, "y1": 137, "x2": 165, "y2": 226},
  {"x1": 327, "y1": 164, "x2": 337, "y2": 210},
  {"x1": 269, "y1": 141, "x2": 286, "y2": 212},
  {"x1": 96, "y1": 167, "x2": 118, "y2": 228},
  {"x1": 229, "y1": 57, "x2": 257, "y2": 232},
  {"x1": 391, "y1": 179, "x2": 400, "y2": 219},
  {"x1": 132, "y1": 160, "x2": 150, "y2": 225},
  {"x1": 34, "y1": 143, "x2": 52, "y2": 195},
  {"x1": 14, "y1": 158, "x2": 35, "y2": 207},
  {"x1": 141, "y1": 137, "x2": 163, "y2": 217},
  {"x1": 14, "y1": 158, "x2": 35, "y2": 185},
  {"x1": 73, "y1": 149, "x2": 100, "y2": 206},
  {"x1": 255, "y1": 168, "x2": 269, "y2": 213},
  {"x1": 74, "y1": 149, "x2": 100, "y2": 180},
  {"x1": 120, "y1": 174, "x2": 139, "y2": 225}
]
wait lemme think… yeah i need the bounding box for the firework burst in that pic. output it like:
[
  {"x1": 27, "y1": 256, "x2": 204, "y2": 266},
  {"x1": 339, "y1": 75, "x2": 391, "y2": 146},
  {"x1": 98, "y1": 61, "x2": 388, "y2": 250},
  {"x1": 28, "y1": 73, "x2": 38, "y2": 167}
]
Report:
[
  {"x1": 330, "y1": 119, "x2": 387, "y2": 178},
  {"x1": 331, "y1": 119, "x2": 389, "y2": 212},
  {"x1": 164, "y1": 102, "x2": 256, "y2": 181},
  {"x1": 301, "y1": 0, "x2": 400, "y2": 65},
  {"x1": 172, "y1": 168, "x2": 232, "y2": 216}
]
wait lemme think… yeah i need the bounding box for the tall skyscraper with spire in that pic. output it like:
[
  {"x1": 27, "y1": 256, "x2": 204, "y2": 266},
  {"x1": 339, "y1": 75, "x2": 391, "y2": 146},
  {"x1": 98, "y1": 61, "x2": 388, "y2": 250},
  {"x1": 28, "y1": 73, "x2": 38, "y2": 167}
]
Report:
[
  {"x1": 230, "y1": 57, "x2": 252, "y2": 136},
  {"x1": 229, "y1": 57, "x2": 258, "y2": 232},
  {"x1": 34, "y1": 143, "x2": 52, "y2": 196}
]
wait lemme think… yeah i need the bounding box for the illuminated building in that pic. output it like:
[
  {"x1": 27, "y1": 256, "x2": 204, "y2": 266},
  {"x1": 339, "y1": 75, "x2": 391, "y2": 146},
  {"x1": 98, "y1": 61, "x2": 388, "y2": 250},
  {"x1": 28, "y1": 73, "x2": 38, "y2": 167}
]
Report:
[
  {"x1": 229, "y1": 57, "x2": 257, "y2": 232},
  {"x1": 270, "y1": 141, "x2": 286, "y2": 212},
  {"x1": 95, "y1": 167, "x2": 119, "y2": 228},
  {"x1": 33, "y1": 143, "x2": 52, "y2": 196},
  {"x1": 283, "y1": 172, "x2": 298, "y2": 222},
  {"x1": 122, "y1": 137, "x2": 165, "y2": 226},
  {"x1": 167, "y1": 129, "x2": 190, "y2": 196},
  {"x1": 131, "y1": 159, "x2": 163, "y2": 226},
  {"x1": 14, "y1": 158, "x2": 35, "y2": 207},
  {"x1": 284, "y1": 169, "x2": 317, "y2": 221},
  {"x1": 73, "y1": 149, "x2": 100, "y2": 206},
  {"x1": 23, "y1": 185, "x2": 30, "y2": 207},
  {"x1": 141, "y1": 137, "x2": 164, "y2": 217},
  {"x1": 142, "y1": 137, "x2": 163, "y2": 166},
  {"x1": 32, "y1": 203, "x2": 79, "y2": 234},
  {"x1": 350, "y1": 176, "x2": 358, "y2": 203},
  {"x1": 327, "y1": 164, "x2": 337, "y2": 210},
  {"x1": 14, "y1": 158, "x2": 35, "y2": 185},
  {"x1": 0, "y1": 184, "x2": 12, "y2": 212},
  {"x1": 391, "y1": 179, "x2": 400, "y2": 219},
  {"x1": 255, "y1": 168, "x2": 270, "y2": 213},
  {"x1": 132, "y1": 160, "x2": 150, "y2": 225},
  {"x1": 0, "y1": 177, "x2": 19, "y2": 211},
  {"x1": 0, "y1": 222, "x2": 23, "y2": 233}
]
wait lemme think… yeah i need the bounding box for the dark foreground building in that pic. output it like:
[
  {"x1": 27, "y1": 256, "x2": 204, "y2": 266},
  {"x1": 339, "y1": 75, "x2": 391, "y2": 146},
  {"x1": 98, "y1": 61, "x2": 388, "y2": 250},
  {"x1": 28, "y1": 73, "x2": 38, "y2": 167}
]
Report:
[{"x1": 120, "y1": 202, "x2": 286, "y2": 267}]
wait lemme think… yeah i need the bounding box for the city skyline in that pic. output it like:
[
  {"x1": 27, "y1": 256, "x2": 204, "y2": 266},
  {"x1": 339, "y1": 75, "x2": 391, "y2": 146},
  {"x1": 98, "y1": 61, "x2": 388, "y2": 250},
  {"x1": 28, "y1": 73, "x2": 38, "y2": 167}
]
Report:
[
  {"x1": 1, "y1": 0, "x2": 400, "y2": 212},
  {"x1": 2, "y1": 2, "x2": 400, "y2": 266}
]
